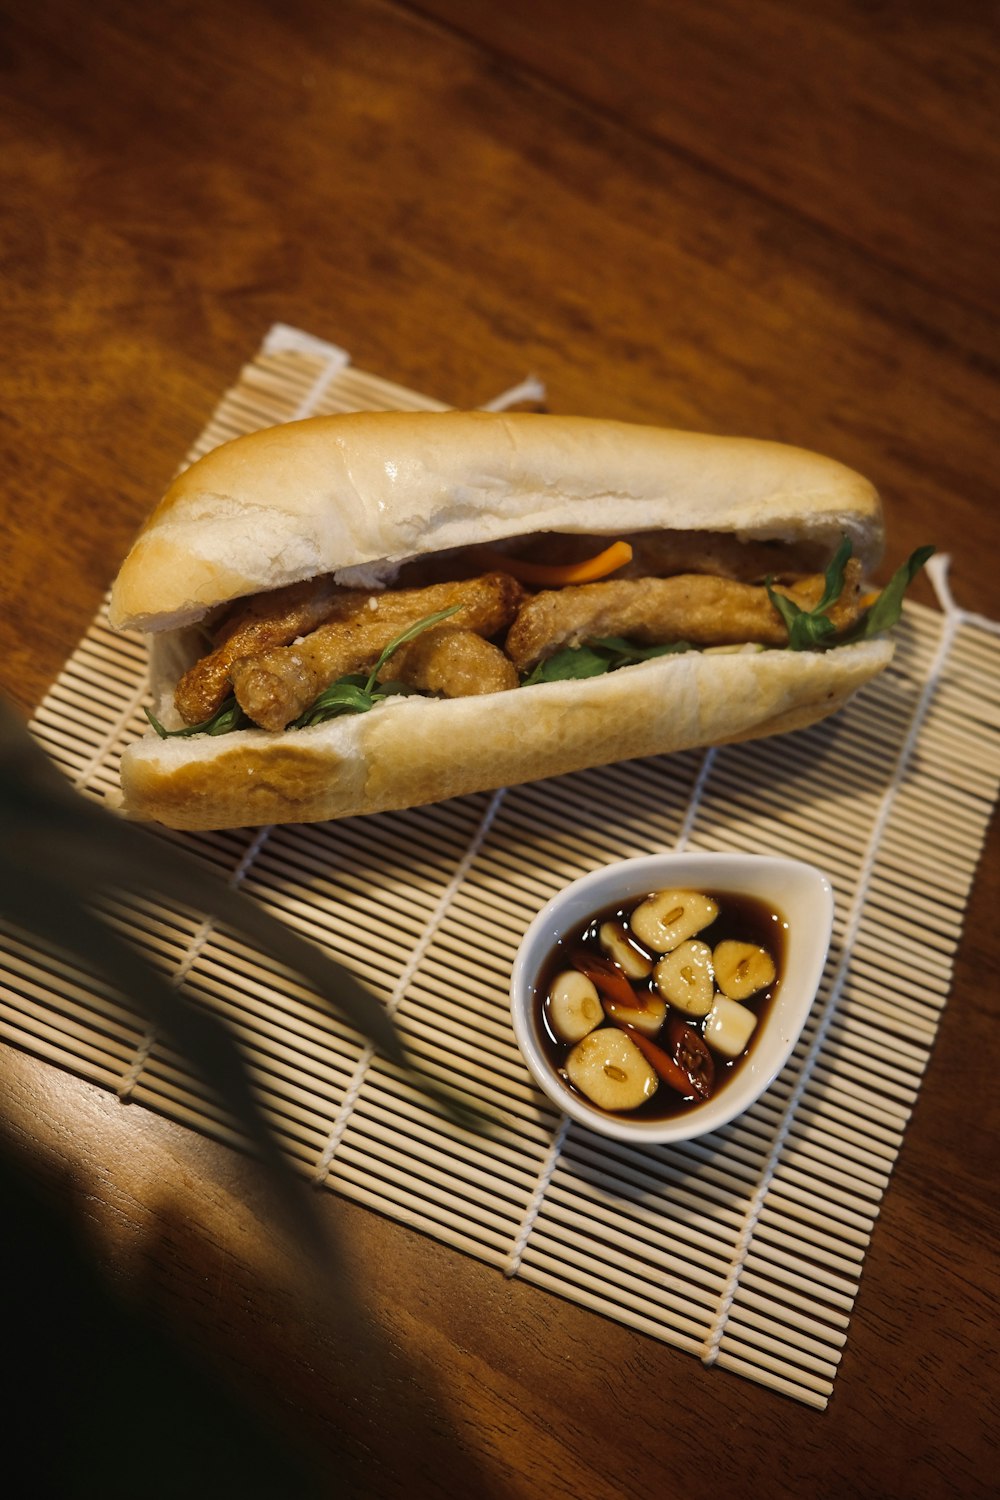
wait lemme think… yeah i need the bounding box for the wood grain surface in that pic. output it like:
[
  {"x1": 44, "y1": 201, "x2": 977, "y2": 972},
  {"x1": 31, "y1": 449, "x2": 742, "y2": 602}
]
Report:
[{"x1": 1, "y1": 2, "x2": 997, "y2": 1495}]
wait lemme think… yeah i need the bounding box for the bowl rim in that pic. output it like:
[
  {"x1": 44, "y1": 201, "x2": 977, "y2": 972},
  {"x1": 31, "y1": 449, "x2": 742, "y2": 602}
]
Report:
[{"x1": 509, "y1": 852, "x2": 834, "y2": 1145}]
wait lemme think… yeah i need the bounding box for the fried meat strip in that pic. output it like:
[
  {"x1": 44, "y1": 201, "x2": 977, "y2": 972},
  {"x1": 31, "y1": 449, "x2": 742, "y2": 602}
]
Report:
[
  {"x1": 231, "y1": 572, "x2": 524, "y2": 730},
  {"x1": 505, "y1": 562, "x2": 864, "y2": 672},
  {"x1": 174, "y1": 575, "x2": 355, "y2": 724},
  {"x1": 380, "y1": 628, "x2": 519, "y2": 697}
]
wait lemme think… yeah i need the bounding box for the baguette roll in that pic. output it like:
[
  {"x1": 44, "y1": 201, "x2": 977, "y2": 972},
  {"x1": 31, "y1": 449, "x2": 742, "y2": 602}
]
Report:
[{"x1": 108, "y1": 411, "x2": 894, "y2": 830}]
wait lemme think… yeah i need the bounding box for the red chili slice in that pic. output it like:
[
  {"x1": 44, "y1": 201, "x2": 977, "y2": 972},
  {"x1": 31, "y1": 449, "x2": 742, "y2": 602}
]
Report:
[
  {"x1": 569, "y1": 948, "x2": 640, "y2": 1010},
  {"x1": 666, "y1": 1016, "x2": 715, "y2": 1100},
  {"x1": 625, "y1": 1029, "x2": 698, "y2": 1098}
]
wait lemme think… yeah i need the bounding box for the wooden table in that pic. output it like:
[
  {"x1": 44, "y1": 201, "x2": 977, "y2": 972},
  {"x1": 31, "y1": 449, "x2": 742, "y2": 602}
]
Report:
[{"x1": 2, "y1": 3, "x2": 997, "y2": 1494}]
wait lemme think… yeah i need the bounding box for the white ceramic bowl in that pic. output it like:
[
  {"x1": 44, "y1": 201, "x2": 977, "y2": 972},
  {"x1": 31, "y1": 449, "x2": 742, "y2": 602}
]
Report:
[{"x1": 510, "y1": 853, "x2": 834, "y2": 1145}]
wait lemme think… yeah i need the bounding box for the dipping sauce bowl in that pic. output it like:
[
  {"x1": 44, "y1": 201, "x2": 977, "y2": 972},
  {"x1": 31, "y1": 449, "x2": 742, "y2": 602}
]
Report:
[{"x1": 510, "y1": 853, "x2": 834, "y2": 1145}]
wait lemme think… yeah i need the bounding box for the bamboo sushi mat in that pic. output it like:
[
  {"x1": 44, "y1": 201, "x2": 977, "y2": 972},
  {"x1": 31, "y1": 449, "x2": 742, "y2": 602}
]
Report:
[{"x1": 4, "y1": 324, "x2": 1000, "y2": 1410}]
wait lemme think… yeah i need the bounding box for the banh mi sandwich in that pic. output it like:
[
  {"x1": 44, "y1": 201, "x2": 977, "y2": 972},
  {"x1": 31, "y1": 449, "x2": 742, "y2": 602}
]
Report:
[{"x1": 107, "y1": 411, "x2": 930, "y2": 830}]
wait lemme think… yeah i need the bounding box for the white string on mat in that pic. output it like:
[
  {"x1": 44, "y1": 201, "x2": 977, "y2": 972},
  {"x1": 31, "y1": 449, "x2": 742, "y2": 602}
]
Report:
[
  {"x1": 480, "y1": 376, "x2": 547, "y2": 411},
  {"x1": 504, "y1": 1113, "x2": 572, "y2": 1277},
  {"x1": 286, "y1": 341, "x2": 352, "y2": 421},
  {"x1": 312, "y1": 786, "x2": 509, "y2": 1186},
  {"x1": 699, "y1": 577, "x2": 959, "y2": 1368},
  {"x1": 50, "y1": 607, "x2": 150, "y2": 796},
  {"x1": 674, "y1": 746, "x2": 717, "y2": 852},
  {"x1": 262, "y1": 323, "x2": 351, "y2": 365},
  {"x1": 117, "y1": 823, "x2": 275, "y2": 1100},
  {"x1": 926, "y1": 551, "x2": 1000, "y2": 637}
]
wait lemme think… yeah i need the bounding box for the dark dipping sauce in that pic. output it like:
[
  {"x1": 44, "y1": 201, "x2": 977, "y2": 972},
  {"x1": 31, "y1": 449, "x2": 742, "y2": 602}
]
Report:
[{"x1": 533, "y1": 890, "x2": 788, "y2": 1121}]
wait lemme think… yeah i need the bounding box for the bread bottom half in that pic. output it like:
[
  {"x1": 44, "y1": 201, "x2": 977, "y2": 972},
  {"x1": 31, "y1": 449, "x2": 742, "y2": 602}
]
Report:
[{"x1": 116, "y1": 638, "x2": 893, "y2": 830}]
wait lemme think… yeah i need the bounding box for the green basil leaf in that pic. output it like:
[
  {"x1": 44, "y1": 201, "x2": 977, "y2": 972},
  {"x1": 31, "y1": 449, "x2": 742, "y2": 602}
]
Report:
[
  {"x1": 770, "y1": 538, "x2": 935, "y2": 650},
  {"x1": 764, "y1": 586, "x2": 797, "y2": 637}
]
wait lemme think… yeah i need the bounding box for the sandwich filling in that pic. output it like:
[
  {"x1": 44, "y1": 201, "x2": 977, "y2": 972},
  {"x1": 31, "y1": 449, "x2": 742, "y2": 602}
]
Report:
[{"x1": 149, "y1": 530, "x2": 932, "y2": 740}]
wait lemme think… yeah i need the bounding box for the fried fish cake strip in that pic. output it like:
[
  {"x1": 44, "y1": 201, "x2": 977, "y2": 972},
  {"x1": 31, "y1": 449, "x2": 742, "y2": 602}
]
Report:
[
  {"x1": 174, "y1": 574, "x2": 359, "y2": 724},
  {"x1": 380, "y1": 628, "x2": 519, "y2": 697},
  {"x1": 505, "y1": 562, "x2": 864, "y2": 673},
  {"x1": 231, "y1": 572, "x2": 524, "y2": 730}
]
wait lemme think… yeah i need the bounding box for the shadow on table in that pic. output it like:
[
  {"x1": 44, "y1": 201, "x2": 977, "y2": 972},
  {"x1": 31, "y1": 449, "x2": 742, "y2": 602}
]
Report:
[{"x1": 0, "y1": 1135, "x2": 507, "y2": 1500}]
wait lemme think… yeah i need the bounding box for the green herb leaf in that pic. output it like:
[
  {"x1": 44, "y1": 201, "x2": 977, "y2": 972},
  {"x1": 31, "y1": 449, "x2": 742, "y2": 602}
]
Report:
[
  {"x1": 588, "y1": 636, "x2": 694, "y2": 668},
  {"x1": 292, "y1": 676, "x2": 421, "y2": 728},
  {"x1": 767, "y1": 535, "x2": 854, "y2": 651},
  {"x1": 146, "y1": 695, "x2": 253, "y2": 739},
  {"x1": 290, "y1": 605, "x2": 465, "y2": 728},
  {"x1": 769, "y1": 537, "x2": 935, "y2": 650},
  {"x1": 291, "y1": 679, "x2": 377, "y2": 728},
  {"x1": 766, "y1": 588, "x2": 838, "y2": 651},
  {"x1": 521, "y1": 645, "x2": 614, "y2": 685},
  {"x1": 813, "y1": 534, "x2": 853, "y2": 614},
  {"x1": 521, "y1": 636, "x2": 692, "y2": 685},
  {"x1": 361, "y1": 603, "x2": 463, "y2": 694},
  {"x1": 849, "y1": 545, "x2": 936, "y2": 640}
]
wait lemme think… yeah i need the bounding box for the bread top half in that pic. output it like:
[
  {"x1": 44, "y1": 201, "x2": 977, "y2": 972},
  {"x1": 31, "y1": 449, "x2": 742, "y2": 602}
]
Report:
[{"x1": 108, "y1": 411, "x2": 884, "y2": 633}]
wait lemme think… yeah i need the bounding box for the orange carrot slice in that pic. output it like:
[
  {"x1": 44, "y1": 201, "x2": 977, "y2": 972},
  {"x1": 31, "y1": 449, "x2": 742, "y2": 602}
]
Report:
[{"x1": 479, "y1": 539, "x2": 633, "y2": 586}]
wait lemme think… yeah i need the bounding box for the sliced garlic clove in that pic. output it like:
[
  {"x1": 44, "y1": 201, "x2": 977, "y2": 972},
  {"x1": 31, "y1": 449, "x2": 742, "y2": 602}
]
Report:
[
  {"x1": 601, "y1": 992, "x2": 667, "y2": 1038},
  {"x1": 629, "y1": 889, "x2": 719, "y2": 953},
  {"x1": 564, "y1": 1028, "x2": 659, "y2": 1112},
  {"x1": 598, "y1": 920, "x2": 653, "y2": 979},
  {"x1": 653, "y1": 940, "x2": 715, "y2": 1018},
  {"x1": 713, "y1": 940, "x2": 776, "y2": 1000},
  {"x1": 546, "y1": 969, "x2": 604, "y2": 1044},
  {"x1": 704, "y1": 995, "x2": 757, "y2": 1059}
]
